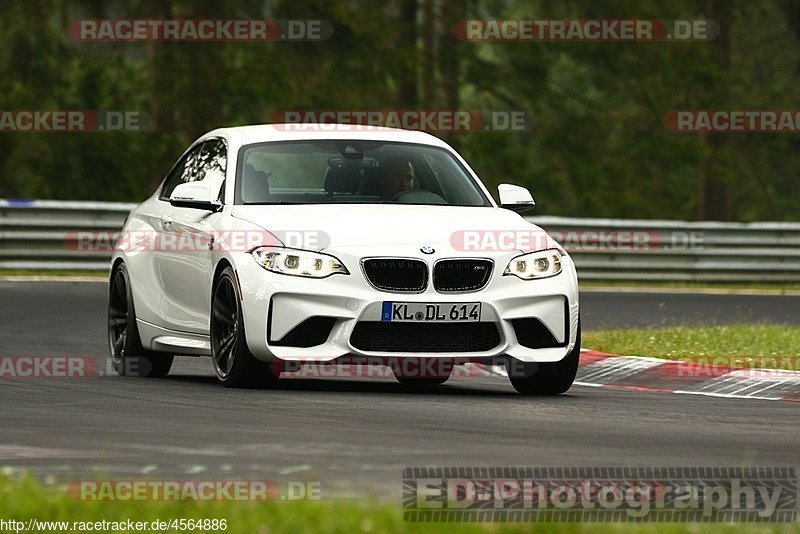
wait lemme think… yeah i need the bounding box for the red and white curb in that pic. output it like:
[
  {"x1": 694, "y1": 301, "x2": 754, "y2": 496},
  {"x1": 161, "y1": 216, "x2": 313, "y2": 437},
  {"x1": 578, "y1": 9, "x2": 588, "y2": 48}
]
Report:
[
  {"x1": 574, "y1": 349, "x2": 800, "y2": 402},
  {"x1": 483, "y1": 350, "x2": 800, "y2": 401}
]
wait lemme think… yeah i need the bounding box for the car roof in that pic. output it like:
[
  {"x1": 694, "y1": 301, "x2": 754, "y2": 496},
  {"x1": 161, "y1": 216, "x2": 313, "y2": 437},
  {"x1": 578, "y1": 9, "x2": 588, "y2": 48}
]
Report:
[{"x1": 200, "y1": 124, "x2": 452, "y2": 149}]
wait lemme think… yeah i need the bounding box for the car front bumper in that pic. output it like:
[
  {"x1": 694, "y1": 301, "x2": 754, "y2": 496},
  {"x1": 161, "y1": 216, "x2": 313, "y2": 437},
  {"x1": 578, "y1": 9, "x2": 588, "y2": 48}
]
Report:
[{"x1": 233, "y1": 250, "x2": 580, "y2": 365}]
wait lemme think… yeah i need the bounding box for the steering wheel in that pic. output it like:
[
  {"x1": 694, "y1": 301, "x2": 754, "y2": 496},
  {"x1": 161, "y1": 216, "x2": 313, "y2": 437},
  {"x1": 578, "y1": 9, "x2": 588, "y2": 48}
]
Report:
[{"x1": 392, "y1": 189, "x2": 448, "y2": 204}]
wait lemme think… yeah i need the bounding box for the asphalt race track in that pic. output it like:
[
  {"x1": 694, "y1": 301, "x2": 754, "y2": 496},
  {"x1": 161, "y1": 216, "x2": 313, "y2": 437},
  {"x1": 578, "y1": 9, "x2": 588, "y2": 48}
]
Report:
[{"x1": 1, "y1": 281, "x2": 798, "y2": 498}]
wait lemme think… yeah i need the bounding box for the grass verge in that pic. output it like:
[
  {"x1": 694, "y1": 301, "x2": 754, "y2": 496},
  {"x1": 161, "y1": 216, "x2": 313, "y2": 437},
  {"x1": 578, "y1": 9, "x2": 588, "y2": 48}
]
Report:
[
  {"x1": 583, "y1": 324, "x2": 800, "y2": 369},
  {"x1": 580, "y1": 280, "x2": 800, "y2": 292},
  {"x1": 0, "y1": 476, "x2": 795, "y2": 534},
  {"x1": 0, "y1": 269, "x2": 107, "y2": 279}
]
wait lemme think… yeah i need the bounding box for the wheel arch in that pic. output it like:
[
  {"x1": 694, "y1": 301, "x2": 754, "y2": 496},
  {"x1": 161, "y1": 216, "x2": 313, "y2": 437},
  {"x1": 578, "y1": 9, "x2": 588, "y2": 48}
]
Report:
[{"x1": 211, "y1": 257, "x2": 234, "y2": 292}]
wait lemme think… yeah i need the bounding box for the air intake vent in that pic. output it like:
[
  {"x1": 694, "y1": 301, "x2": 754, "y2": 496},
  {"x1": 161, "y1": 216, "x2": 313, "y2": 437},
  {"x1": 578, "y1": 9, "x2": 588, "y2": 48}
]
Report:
[
  {"x1": 270, "y1": 317, "x2": 336, "y2": 347},
  {"x1": 350, "y1": 322, "x2": 500, "y2": 353},
  {"x1": 511, "y1": 318, "x2": 565, "y2": 349}
]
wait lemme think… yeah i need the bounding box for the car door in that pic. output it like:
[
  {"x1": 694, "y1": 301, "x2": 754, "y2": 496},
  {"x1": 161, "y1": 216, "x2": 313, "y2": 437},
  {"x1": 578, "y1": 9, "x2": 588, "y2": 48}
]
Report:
[
  {"x1": 123, "y1": 143, "x2": 202, "y2": 329},
  {"x1": 156, "y1": 139, "x2": 227, "y2": 333}
]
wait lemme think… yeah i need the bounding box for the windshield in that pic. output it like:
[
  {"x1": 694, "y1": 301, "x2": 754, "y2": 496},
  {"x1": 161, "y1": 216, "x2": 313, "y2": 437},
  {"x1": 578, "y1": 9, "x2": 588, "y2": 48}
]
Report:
[{"x1": 235, "y1": 141, "x2": 490, "y2": 206}]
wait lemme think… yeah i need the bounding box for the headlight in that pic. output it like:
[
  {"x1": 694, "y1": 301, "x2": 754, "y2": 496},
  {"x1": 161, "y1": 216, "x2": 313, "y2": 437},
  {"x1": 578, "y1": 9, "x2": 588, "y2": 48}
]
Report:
[
  {"x1": 252, "y1": 247, "x2": 349, "y2": 278},
  {"x1": 503, "y1": 249, "x2": 562, "y2": 280}
]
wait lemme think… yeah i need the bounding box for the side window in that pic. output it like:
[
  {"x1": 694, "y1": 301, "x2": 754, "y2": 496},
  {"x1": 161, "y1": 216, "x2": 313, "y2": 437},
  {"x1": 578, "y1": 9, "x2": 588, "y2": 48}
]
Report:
[
  {"x1": 160, "y1": 144, "x2": 204, "y2": 200},
  {"x1": 196, "y1": 140, "x2": 227, "y2": 202}
]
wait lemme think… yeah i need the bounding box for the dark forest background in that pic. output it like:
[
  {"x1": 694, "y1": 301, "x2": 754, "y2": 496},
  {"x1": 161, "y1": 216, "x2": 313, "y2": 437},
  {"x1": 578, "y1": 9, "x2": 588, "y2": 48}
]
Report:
[{"x1": 1, "y1": 0, "x2": 799, "y2": 221}]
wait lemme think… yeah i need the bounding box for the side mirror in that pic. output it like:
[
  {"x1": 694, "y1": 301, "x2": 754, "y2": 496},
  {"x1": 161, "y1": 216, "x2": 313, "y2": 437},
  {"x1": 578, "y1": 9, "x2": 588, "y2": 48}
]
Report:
[
  {"x1": 169, "y1": 182, "x2": 221, "y2": 211},
  {"x1": 498, "y1": 183, "x2": 535, "y2": 213}
]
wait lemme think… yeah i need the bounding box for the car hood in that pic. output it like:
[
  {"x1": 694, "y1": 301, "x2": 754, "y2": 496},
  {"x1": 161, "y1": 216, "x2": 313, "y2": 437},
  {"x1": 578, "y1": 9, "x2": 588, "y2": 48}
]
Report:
[{"x1": 229, "y1": 204, "x2": 556, "y2": 253}]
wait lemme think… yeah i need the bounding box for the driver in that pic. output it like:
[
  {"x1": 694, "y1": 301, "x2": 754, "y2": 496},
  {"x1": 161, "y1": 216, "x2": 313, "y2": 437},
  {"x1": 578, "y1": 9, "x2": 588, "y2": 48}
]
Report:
[{"x1": 379, "y1": 158, "x2": 415, "y2": 201}]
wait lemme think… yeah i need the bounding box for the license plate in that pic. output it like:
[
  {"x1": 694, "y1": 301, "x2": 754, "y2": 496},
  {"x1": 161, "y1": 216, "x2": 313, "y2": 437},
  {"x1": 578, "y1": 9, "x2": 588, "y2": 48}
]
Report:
[{"x1": 381, "y1": 302, "x2": 481, "y2": 323}]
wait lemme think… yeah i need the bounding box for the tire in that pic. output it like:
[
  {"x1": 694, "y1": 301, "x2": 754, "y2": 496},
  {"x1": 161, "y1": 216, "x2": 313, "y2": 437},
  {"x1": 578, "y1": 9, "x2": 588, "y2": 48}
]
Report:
[
  {"x1": 211, "y1": 266, "x2": 278, "y2": 388},
  {"x1": 108, "y1": 263, "x2": 174, "y2": 378},
  {"x1": 509, "y1": 322, "x2": 581, "y2": 395}
]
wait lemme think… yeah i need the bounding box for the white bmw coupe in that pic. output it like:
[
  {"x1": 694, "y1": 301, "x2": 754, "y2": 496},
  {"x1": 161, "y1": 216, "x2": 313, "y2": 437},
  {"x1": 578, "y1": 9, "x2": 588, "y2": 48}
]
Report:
[{"x1": 109, "y1": 125, "x2": 580, "y2": 394}]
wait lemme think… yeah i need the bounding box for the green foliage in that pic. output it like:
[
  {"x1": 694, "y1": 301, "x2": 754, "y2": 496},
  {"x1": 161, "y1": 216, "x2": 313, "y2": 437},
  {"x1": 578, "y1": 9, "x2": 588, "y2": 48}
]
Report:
[
  {"x1": 0, "y1": 0, "x2": 798, "y2": 221},
  {"x1": 0, "y1": 475, "x2": 796, "y2": 533}
]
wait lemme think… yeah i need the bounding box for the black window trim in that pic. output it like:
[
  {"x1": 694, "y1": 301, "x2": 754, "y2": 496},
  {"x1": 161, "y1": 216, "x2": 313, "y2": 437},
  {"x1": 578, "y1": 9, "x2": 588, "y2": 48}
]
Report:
[{"x1": 157, "y1": 136, "x2": 229, "y2": 203}]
